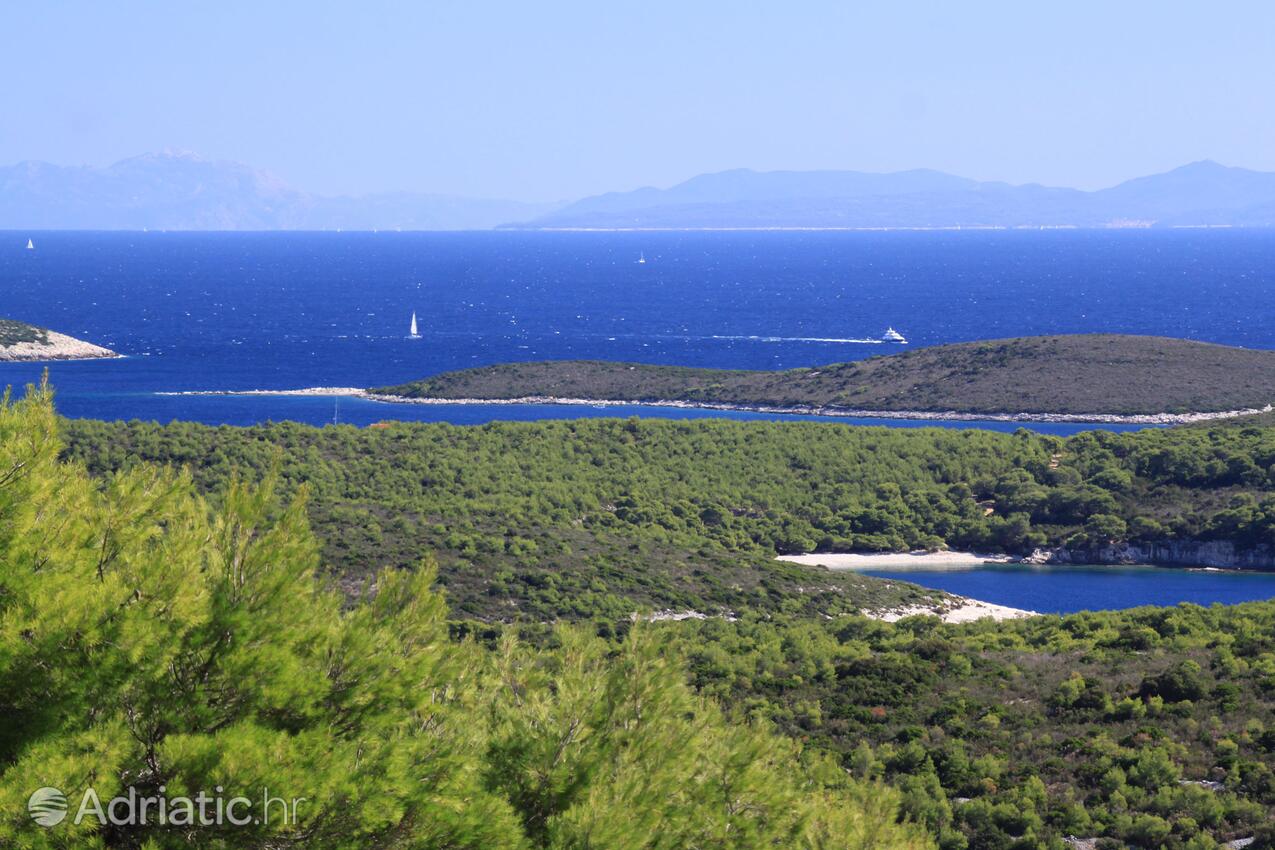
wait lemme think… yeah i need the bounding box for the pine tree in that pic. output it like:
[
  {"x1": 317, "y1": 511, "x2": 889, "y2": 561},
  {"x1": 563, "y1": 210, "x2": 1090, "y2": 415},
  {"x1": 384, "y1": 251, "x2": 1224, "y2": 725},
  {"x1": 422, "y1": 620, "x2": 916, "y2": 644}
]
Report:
[{"x1": 0, "y1": 385, "x2": 930, "y2": 849}]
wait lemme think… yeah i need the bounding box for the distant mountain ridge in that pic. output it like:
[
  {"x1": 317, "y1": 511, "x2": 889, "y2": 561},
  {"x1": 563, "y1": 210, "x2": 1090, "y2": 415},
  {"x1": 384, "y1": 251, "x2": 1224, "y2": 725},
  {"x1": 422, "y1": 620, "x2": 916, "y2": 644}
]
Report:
[
  {"x1": 7, "y1": 154, "x2": 1275, "y2": 230},
  {"x1": 509, "y1": 160, "x2": 1275, "y2": 230},
  {"x1": 0, "y1": 152, "x2": 560, "y2": 231}
]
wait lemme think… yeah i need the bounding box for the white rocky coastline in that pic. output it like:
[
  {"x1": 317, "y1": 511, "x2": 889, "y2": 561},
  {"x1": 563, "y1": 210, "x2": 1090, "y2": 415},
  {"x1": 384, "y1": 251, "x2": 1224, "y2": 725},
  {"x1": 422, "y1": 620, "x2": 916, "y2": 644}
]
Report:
[
  {"x1": 151, "y1": 386, "x2": 1274, "y2": 425},
  {"x1": 865, "y1": 598, "x2": 1037, "y2": 624},
  {"x1": 0, "y1": 330, "x2": 118, "y2": 362}
]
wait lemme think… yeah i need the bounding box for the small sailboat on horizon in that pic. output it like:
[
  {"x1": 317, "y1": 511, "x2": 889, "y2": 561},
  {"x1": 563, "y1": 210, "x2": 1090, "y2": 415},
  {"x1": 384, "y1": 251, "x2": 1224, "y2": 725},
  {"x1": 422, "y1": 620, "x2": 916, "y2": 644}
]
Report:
[
  {"x1": 25, "y1": 239, "x2": 34, "y2": 250},
  {"x1": 408, "y1": 312, "x2": 421, "y2": 339},
  {"x1": 637, "y1": 252, "x2": 646, "y2": 264}
]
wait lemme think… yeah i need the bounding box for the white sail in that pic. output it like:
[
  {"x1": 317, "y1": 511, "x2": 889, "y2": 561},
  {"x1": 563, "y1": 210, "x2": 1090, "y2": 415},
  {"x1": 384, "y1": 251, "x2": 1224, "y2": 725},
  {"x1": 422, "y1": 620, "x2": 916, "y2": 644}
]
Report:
[
  {"x1": 637, "y1": 252, "x2": 646, "y2": 264},
  {"x1": 409, "y1": 312, "x2": 419, "y2": 338},
  {"x1": 26, "y1": 239, "x2": 34, "y2": 250}
]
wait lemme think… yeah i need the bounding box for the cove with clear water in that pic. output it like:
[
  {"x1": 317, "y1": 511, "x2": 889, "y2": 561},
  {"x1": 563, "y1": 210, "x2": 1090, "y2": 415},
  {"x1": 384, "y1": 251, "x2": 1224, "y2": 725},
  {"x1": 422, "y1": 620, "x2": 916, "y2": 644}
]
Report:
[
  {"x1": 3, "y1": 229, "x2": 1274, "y2": 429},
  {"x1": 863, "y1": 565, "x2": 1275, "y2": 614}
]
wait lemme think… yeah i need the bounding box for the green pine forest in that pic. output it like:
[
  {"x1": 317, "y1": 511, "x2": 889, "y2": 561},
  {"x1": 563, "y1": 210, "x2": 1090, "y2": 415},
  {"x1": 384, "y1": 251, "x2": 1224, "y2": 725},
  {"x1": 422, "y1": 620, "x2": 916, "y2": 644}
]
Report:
[
  {"x1": 4, "y1": 383, "x2": 1275, "y2": 848},
  {"x1": 0, "y1": 386, "x2": 928, "y2": 850}
]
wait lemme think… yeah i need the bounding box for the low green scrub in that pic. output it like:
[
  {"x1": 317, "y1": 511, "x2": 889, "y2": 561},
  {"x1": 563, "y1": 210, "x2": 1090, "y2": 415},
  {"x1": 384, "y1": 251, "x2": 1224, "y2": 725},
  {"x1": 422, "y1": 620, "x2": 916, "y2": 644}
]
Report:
[
  {"x1": 0, "y1": 319, "x2": 47, "y2": 347},
  {"x1": 62, "y1": 415, "x2": 1275, "y2": 620},
  {"x1": 660, "y1": 604, "x2": 1275, "y2": 849}
]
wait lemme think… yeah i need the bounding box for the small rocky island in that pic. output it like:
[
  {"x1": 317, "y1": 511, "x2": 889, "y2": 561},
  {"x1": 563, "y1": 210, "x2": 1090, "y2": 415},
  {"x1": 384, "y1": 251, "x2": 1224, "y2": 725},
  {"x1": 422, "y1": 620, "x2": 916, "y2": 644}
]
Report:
[{"x1": 0, "y1": 318, "x2": 117, "y2": 361}]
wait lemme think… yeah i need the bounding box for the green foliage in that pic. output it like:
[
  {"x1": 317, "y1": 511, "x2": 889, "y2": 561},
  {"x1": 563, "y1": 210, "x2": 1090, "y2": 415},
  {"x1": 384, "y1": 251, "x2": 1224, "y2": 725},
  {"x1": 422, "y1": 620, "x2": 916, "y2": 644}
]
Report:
[
  {"x1": 61, "y1": 414, "x2": 1275, "y2": 623},
  {"x1": 0, "y1": 386, "x2": 929, "y2": 849},
  {"x1": 0, "y1": 319, "x2": 48, "y2": 348},
  {"x1": 668, "y1": 605, "x2": 1275, "y2": 848}
]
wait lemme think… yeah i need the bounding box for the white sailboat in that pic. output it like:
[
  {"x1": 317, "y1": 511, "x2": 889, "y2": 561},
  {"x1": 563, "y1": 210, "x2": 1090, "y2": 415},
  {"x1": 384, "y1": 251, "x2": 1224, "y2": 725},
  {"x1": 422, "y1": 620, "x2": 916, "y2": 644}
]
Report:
[
  {"x1": 25, "y1": 239, "x2": 34, "y2": 250},
  {"x1": 637, "y1": 252, "x2": 646, "y2": 264},
  {"x1": 408, "y1": 312, "x2": 421, "y2": 339}
]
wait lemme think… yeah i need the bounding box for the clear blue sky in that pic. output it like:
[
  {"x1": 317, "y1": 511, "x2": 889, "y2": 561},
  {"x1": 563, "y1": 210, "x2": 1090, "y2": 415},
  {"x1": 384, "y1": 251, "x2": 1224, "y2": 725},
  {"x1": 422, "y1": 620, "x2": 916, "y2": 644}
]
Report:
[{"x1": 4, "y1": 1, "x2": 1273, "y2": 201}]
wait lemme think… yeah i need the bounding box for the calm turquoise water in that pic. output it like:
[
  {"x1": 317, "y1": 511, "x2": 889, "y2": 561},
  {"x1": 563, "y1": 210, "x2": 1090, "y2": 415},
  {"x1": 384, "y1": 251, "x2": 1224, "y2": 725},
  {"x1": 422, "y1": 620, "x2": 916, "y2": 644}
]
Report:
[{"x1": 862, "y1": 565, "x2": 1275, "y2": 613}]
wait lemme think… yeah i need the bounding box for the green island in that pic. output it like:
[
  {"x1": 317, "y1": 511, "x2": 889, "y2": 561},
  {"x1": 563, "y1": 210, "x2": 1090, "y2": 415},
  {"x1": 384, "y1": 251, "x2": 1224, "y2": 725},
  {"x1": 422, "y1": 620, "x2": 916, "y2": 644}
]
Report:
[
  {"x1": 373, "y1": 334, "x2": 1275, "y2": 418},
  {"x1": 2, "y1": 378, "x2": 1273, "y2": 848}
]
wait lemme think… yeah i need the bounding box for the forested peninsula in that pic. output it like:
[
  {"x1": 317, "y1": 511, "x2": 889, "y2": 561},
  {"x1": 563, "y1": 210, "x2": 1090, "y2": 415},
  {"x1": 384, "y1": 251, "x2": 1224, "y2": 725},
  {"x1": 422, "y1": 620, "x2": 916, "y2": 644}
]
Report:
[{"x1": 373, "y1": 335, "x2": 1275, "y2": 419}]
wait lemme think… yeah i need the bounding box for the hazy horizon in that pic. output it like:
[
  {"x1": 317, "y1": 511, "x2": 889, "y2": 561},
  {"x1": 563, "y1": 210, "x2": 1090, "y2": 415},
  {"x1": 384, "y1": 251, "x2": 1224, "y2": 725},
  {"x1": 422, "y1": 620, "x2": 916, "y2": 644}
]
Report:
[
  {"x1": 6, "y1": 1, "x2": 1275, "y2": 203},
  {"x1": 4, "y1": 151, "x2": 1266, "y2": 204}
]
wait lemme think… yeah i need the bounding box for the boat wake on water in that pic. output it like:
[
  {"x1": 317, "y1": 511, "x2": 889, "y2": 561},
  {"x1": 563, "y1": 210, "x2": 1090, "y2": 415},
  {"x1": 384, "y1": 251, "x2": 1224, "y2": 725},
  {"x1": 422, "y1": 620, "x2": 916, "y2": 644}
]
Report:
[{"x1": 709, "y1": 334, "x2": 884, "y2": 344}]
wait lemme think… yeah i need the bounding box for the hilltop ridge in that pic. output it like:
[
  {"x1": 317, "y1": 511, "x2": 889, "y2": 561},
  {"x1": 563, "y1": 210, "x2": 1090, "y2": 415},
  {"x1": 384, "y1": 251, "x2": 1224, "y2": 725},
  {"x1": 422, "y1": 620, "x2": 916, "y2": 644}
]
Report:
[
  {"x1": 0, "y1": 152, "x2": 559, "y2": 230},
  {"x1": 508, "y1": 160, "x2": 1275, "y2": 229},
  {"x1": 8, "y1": 154, "x2": 1275, "y2": 230},
  {"x1": 374, "y1": 335, "x2": 1275, "y2": 417}
]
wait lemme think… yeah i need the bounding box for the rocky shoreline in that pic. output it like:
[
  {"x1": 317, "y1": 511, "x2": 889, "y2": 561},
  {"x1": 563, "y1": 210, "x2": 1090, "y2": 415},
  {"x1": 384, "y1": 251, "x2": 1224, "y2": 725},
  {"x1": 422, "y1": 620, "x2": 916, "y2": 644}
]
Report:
[
  {"x1": 152, "y1": 386, "x2": 1274, "y2": 425},
  {"x1": 0, "y1": 330, "x2": 118, "y2": 362},
  {"x1": 1024, "y1": 541, "x2": 1275, "y2": 571}
]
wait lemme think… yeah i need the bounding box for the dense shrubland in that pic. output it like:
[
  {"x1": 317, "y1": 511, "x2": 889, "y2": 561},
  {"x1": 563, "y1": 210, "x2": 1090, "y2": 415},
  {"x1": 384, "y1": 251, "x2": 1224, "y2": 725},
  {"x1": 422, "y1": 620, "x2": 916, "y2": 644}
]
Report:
[
  {"x1": 61, "y1": 416, "x2": 1275, "y2": 620},
  {"x1": 26, "y1": 392, "x2": 1275, "y2": 847},
  {"x1": 663, "y1": 606, "x2": 1275, "y2": 849},
  {"x1": 0, "y1": 319, "x2": 47, "y2": 347},
  {"x1": 0, "y1": 386, "x2": 929, "y2": 849}
]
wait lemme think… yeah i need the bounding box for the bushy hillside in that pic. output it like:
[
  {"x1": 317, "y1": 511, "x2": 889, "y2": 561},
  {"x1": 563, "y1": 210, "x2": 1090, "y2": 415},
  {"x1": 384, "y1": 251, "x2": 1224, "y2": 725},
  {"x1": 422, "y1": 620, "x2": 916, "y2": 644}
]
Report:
[
  {"x1": 376, "y1": 335, "x2": 1275, "y2": 416},
  {"x1": 0, "y1": 386, "x2": 929, "y2": 850},
  {"x1": 62, "y1": 413, "x2": 1275, "y2": 621}
]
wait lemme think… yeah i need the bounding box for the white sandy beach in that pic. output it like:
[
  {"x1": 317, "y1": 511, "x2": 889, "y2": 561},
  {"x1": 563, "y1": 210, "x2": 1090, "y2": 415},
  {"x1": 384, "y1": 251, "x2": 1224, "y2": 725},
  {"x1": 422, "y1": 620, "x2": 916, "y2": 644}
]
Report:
[
  {"x1": 779, "y1": 551, "x2": 1014, "y2": 570},
  {"x1": 779, "y1": 551, "x2": 1037, "y2": 622}
]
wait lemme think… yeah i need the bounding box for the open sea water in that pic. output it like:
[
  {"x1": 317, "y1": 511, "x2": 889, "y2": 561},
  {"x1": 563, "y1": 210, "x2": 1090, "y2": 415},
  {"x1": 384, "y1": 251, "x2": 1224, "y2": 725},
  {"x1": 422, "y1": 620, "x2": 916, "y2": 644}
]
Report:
[{"x1": 2, "y1": 229, "x2": 1271, "y2": 429}]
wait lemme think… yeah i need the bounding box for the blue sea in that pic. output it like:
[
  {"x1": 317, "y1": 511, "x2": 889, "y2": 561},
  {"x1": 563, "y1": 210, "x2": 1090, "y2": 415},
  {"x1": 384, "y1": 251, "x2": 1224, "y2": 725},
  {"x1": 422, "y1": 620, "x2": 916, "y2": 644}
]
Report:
[
  {"x1": 864, "y1": 565, "x2": 1275, "y2": 614},
  {"x1": 4, "y1": 229, "x2": 1272, "y2": 430}
]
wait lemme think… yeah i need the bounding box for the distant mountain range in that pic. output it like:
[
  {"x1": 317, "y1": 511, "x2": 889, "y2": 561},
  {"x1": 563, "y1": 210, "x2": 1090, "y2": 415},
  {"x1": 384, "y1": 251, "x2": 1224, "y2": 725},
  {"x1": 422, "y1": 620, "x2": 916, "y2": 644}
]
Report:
[
  {"x1": 0, "y1": 152, "x2": 559, "y2": 231},
  {"x1": 508, "y1": 161, "x2": 1275, "y2": 230},
  {"x1": 5, "y1": 153, "x2": 1275, "y2": 230}
]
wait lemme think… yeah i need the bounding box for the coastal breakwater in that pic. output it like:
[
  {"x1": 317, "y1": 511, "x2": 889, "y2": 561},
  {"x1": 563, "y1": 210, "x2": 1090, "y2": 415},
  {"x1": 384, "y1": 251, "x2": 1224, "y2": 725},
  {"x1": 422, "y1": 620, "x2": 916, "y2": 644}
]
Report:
[{"x1": 1025, "y1": 540, "x2": 1275, "y2": 570}]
